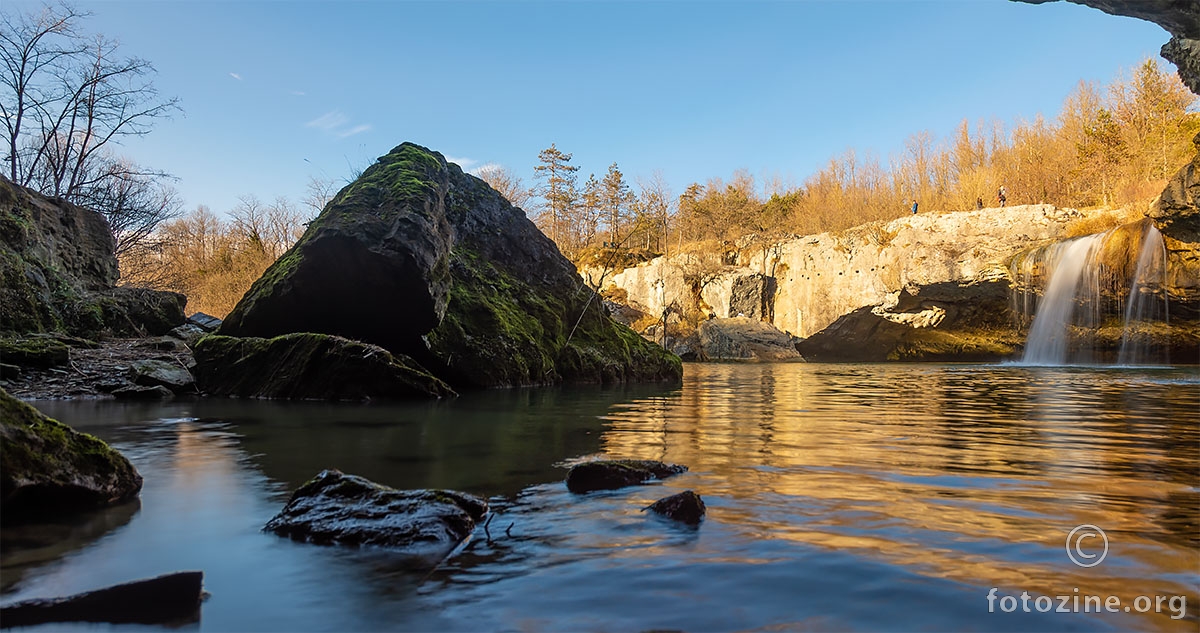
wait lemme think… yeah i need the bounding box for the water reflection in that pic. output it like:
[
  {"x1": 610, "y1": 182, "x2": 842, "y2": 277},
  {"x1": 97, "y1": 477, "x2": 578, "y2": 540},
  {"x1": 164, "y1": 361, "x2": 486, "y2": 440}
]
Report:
[
  {"x1": 4, "y1": 364, "x2": 1197, "y2": 632},
  {"x1": 596, "y1": 364, "x2": 1199, "y2": 631}
]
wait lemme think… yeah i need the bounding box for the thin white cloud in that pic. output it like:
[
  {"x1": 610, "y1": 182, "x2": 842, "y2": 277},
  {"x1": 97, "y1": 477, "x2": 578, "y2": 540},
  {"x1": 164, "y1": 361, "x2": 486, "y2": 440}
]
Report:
[
  {"x1": 229, "y1": 72, "x2": 242, "y2": 81},
  {"x1": 337, "y1": 124, "x2": 372, "y2": 139},
  {"x1": 445, "y1": 155, "x2": 477, "y2": 170},
  {"x1": 305, "y1": 110, "x2": 371, "y2": 141},
  {"x1": 305, "y1": 111, "x2": 350, "y2": 131},
  {"x1": 469, "y1": 162, "x2": 499, "y2": 176},
  {"x1": 291, "y1": 90, "x2": 306, "y2": 96}
]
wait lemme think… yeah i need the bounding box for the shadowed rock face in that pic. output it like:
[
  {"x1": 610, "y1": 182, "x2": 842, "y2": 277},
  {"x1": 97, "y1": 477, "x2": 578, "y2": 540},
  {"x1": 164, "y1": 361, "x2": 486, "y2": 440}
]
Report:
[
  {"x1": 647, "y1": 490, "x2": 707, "y2": 525},
  {"x1": 218, "y1": 143, "x2": 681, "y2": 390},
  {"x1": 1016, "y1": 0, "x2": 1200, "y2": 94},
  {"x1": 0, "y1": 176, "x2": 186, "y2": 337},
  {"x1": 193, "y1": 333, "x2": 454, "y2": 400},
  {"x1": 0, "y1": 388, "x2": 143, "y2": 522},
  {"x1": 263, "y1": 469, "x2": 486, "y2": 565}
]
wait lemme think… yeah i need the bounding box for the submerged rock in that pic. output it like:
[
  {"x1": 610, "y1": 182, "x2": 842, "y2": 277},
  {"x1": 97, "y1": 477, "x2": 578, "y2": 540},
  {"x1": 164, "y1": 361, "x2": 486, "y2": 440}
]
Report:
[
  {"x1": 218, "y1": 143, "x2": 680, "y2": 390},
  {"x1": 565, "y1": 460, "x2": 688, "y2": 493},
  {"x1": 0, "y1": 388, "x2": 142, "y2": 522},
  {"x1": 696, "y1": 317, "x2": 801, "y2": 361},
  {"x1": 264, "y1": 469, "x2": 487, "y2": 564},
  {"x1": 647, "y1": 490, "x2": 706, "y2": 525},
  {"x1": 192, "y1": 333, "x2": 454, "y2": 400}
]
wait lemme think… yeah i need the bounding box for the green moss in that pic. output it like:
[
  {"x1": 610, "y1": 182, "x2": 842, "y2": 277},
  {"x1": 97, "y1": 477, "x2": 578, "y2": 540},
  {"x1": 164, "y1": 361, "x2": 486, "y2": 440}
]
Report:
[
  {"x1": 1, "y1": 387, "x2": 141, "y2": 518},
  {"x1": 0, "y1": 336, "x2": 69, "y2": 368},
  {"x1": 332, "y1": 143, "x2": 444, "y2": 213}
]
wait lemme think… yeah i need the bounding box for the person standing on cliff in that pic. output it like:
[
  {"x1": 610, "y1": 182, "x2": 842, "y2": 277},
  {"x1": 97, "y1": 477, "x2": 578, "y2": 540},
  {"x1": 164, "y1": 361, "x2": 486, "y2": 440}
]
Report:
[
  {"x1": 911, "y1": 199, "x2": 918, "y2": 215},
  {"x1": 998, "y1": 186, "x2": 1007, "y2": 207},
  {"x1": 976, "y1": 196, "x2": 984, "y2": 210}
]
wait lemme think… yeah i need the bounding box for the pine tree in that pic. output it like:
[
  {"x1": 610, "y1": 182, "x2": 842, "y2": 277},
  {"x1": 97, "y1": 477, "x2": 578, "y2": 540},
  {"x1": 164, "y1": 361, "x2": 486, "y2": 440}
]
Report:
[
  {"x1": 600, "y1": 162, "x2": 633, "y2": 246},
  {"x1": 533, "y1": 144, "x2": 579, "y2": 245}
]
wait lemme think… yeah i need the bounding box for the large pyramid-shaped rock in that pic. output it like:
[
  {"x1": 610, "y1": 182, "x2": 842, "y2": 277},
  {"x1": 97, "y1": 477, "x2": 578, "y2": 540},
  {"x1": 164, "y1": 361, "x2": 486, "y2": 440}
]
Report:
[{"x1": 216, "y1": 143, "x2": 680, "y2": 388}]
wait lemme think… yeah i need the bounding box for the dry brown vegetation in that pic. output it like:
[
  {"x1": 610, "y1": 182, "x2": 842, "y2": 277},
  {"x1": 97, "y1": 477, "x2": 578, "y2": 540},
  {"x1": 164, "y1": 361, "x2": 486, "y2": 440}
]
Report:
[
  {"x1": 521, "y1": 58, "x2": 1197, "y2": 267},
  {"x1": 119, "y1": 196, "x2": 315, "y2": 317}
]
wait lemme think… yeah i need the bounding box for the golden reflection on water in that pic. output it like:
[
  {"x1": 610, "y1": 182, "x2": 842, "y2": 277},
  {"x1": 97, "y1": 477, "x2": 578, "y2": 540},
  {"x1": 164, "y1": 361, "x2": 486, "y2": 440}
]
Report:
[{"x1": 598, "y1": 363, "x2": 1199, "y2": 630}]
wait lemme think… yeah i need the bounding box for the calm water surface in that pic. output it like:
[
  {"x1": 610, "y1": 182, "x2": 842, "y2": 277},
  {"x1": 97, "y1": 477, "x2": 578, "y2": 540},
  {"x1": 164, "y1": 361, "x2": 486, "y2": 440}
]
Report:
[{"x1": 2, "y1": 363, "x2": 1197, "y2": 632}]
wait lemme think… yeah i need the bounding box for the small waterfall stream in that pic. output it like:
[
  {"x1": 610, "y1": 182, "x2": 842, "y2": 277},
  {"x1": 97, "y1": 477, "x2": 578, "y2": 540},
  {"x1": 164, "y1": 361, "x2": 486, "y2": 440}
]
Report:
[
  {"x1": 1117, "y1": 223, "x2": 1168, "y2": 364},
  {"x1": 1020, "y1": 234, "x2": 1106, "y2": 365},
  {"x1": 1014, "y1": 220, "x2": 1169, "y2": 366}
]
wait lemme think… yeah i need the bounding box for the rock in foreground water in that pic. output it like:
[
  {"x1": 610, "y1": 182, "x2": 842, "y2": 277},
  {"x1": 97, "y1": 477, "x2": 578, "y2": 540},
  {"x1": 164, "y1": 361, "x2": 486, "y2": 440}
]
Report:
[
  {"x1": 264, "y1": 469, "x2": 487, "y2": 563},
  {"x1": 647, "y1": 490, "x2": 706, "y2": 525},
  {"x1": 0, "y1": 388, "x2": 143, "y2": 522},
  {"x1": 0, "y1": 571, "x2": 203, "y2": 627},
  {"x1": 565, "y1": 460, "x2": 688, "y2": 493}
]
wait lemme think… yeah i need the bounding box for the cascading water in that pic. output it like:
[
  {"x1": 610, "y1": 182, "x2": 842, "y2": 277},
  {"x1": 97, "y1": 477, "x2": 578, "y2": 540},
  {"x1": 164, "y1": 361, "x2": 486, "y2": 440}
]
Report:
[
  {"x1": 1019, "y1": 234, "x2": 1106, "y2": 365},
  {"x1": 1013, "y1": 219, "x2": 1171, "y2": 366},
  {"x1": 1117, "y1": 223, "x2": 1168, "y2": 364}
]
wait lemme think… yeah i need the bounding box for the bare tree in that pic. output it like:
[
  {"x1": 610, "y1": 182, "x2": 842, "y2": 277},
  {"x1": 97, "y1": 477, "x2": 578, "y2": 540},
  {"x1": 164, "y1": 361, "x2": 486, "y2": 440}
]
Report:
[
  {"x1": 475, "y1": 163, "x2": 531, "y2": 209},
  {"x1": 303, "y1": 175, "x2": 338, "y2": 216},
  {"x1": 1, "y1": 3, "x2": 180, "y2": 263}
]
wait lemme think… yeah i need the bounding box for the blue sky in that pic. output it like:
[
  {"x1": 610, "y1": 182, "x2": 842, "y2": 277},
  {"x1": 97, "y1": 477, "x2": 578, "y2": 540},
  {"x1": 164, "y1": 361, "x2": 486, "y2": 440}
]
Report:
[{"x1": 7, "y1": 0, "x2": 1172, "y2": 215}]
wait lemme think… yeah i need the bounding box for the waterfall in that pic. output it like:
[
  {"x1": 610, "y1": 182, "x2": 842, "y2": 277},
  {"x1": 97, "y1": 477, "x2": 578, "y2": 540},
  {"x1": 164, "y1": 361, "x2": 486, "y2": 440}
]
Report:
[
  {"x1": 1020, "y1": 234, "x2": 1106, "y2": 365},
  {"x1": 1014, "y1": 220, "x2": 1171, "y2": 366},
  {"x1": 1117, "y1": 223, "x2": 1168, "y2": 364}
]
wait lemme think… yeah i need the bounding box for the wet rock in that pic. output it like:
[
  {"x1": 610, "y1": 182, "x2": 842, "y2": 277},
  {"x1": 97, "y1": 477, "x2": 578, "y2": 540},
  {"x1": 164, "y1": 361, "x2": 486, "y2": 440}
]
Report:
[
  {"x1": 565, "y1": 459, "x2": 688, "y2": 493},
  {"x1": 167, "y1": 323, "x2": 208, "y2": 346},
  {"x1": 0, "y1": 388, "x2": 143, "y2": 522},
  {"x1": 0, "y1": 336, "x2": 69, "y2": 368},
  {"x1": 111, "y1": 385, "x2": 174, "y2": 401},
  {"x1": 131, "y1": 359, "x2": 195, "y2": 393},
  {"x1": 646, "y1": 490, "x2": 706, "y2": 525},
  {"x1": 193, "y1": 333, "x2": 454, "y2": 400},
  {"x1": 264, "y1": 469, "x2": 486, "y2": 564},
  {"x1": 187, "y1": 312, "x2": 222, "y2": 332},
  {"x1": 93, "y1": 378, "x2": 130, "y2": 394},
  {"x1": 0, "y1": 571, "x2": 203, "y2": 627},
  {"x1": 1, "y1": 363, "x2": 20, "y2": 379},
  {"x1": 696, "y1": 317, "x2": 802, "y2": 361}
]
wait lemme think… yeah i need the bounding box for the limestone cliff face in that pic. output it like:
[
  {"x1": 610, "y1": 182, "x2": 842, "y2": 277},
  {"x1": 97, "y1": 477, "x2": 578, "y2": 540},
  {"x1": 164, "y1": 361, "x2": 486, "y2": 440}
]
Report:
[
  {"x1": 595, "y1": 205, "x2": 1130, "y2": 339},
  {"x1": 593, "y1": 203, "x2": 1200, "y2": 362}
]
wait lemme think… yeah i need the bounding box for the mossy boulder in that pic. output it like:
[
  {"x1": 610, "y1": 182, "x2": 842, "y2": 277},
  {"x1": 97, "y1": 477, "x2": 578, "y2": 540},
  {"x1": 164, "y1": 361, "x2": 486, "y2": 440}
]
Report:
[
  {"x1": 565, "y1": 459, "x2": 688, "y2": 493},
  {"x1": 264, "y1": 469, "x2": 486, "y2": 566},
  {"x1": 192, "y1": 333, "x2": 454, "y2": 400},
  {"x1": 0, "y1": 336, "x2": 70, "y2": 368},
  {"x1": 0, "y1": 388, "x2": 142, "y2": 522},
  {"x1": 0, "y1": 176, "x2": 186, "y2": 338},
  {"x1": 218, "y1": 142, "x2": 680, "y2": 389}
]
